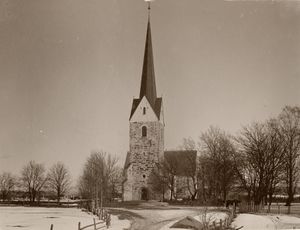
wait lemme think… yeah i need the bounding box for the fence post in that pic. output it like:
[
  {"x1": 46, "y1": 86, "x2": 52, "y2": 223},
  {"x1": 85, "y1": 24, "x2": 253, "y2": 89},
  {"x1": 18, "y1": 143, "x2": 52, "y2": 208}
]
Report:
[
  {"x1": 50, "y1": 224, "x2": 53, "y2": 230},
  {"x1": 106, "y1": 214, "x2": 111, "y2": 228},
  {"x1": 233, "y1": 202, "x2": 236, "y2": 216},
  {"x1": 220, "y1": 219, "x2": 223, "y2": 228},
  {"x1": 100, "y1": 208, "x2": 103, "y2": 220},
  {"x1": 78, "y1": 222, "x2": 81, "y2": 230},
  {"x1": 93, "y1": 218, "x2": 96, "y2": 230}
]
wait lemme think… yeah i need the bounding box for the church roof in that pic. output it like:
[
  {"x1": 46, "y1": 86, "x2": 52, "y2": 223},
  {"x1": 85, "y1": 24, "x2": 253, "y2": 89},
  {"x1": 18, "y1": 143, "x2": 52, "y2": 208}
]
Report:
[
  {"x1": 129, "y1": 15, "x2": 162, "y2": 121},
  {"x1": 164, "y1": 150, "x2": 197, "y2": 177},
  {"x1": 139, "y1": 19, "x2": 157, "y2": 108},
  {"x1": 124, "y1": 151, "x2": 131, "y2": 170}
]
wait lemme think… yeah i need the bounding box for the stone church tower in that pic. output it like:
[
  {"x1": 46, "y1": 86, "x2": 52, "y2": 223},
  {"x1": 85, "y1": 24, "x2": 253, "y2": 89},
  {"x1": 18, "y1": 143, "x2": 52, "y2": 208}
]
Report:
[{"x1": 123, "y1": 15, "x2": 164, "y2": 201}]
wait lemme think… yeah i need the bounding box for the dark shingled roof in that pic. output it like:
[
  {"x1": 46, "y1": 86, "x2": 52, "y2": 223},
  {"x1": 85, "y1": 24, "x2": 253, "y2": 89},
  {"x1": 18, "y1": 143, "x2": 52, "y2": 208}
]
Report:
[
  {"x1": 154, "y1": 98, "x2": 162, "y2": 118},
  {"x1": 124, "y1": 151, "x2": 131, "y2": 170},
  {"x1": 164, "y1": 150, "x2": 197, "y2": 177},
  {"x1": 129, "y1": 99, "x2": 141, "y2": 120},
  {"x1": 139, "y1": 20, "x2": 157, "y2": 108}
]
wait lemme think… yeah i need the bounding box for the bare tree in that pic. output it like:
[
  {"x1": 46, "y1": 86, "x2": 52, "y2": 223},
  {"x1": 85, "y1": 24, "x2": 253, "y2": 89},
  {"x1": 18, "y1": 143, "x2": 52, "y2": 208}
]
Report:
[
  {"x1": 108, "y1": 166, "x2": 123, "y2": 200},
  {"x1": 105, "y1": 154, "x2": 119, "y2": 201},
  {"x1": 47, "y1": 162, "x2": 71, "y2": 202},
  {"x1": 0, "y1": 172, "x2": 16, "y2": 201},
  {"x1": 200, "y1": 126, "x2": 236, "y2": 203},
  {"x1": 233, "y1": 152, "x2": 256, "y2": 203},
  {"x1": 21, "y1": 161, "x2": 47, "y2": 203},
  {"x1": 278, "y1": 106, "x2": 300, "y2": 208},
  {"x1": 179, "y1": 137, "x2": 196, "y2": 151},
  {"x1": 265, "y1": 118, "x2": 286, "y2": 208},
  {"x1": 151, "y1": 157, "x2": 178, "y2": 201},
  {"x1": 78, "y1": 151, "x2": 119, "y2": 208},
  {"x1": 197, "y1": 155, "x2": 209, "y2": 202},
  {"x1": 149, "y1": 164, "x2": 168, "y2": 201},
  {"x1": 236, "y1": 122, "x2": 269, "y2": 205},
  {"x1": 180, "y1": 138, "x2": 198, "y2": 200}
]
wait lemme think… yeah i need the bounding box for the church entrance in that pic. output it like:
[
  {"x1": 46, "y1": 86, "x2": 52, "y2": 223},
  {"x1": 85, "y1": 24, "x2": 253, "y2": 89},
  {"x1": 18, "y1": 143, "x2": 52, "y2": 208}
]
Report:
[{"x1": 141, "y1": 187, "x2": 148, "y2": 200}]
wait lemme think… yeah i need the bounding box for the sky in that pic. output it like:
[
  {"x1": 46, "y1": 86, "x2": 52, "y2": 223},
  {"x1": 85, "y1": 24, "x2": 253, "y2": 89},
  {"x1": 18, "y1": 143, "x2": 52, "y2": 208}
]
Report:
[{"x1": 0, "y1": 0, "x2": 299, "y2": 182}]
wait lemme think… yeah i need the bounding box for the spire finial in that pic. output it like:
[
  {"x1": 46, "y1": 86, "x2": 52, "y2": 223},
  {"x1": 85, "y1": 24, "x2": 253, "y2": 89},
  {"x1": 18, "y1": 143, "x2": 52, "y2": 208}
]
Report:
[
  {"x1": 145, "y1": 0, "x2": 153, "y2": 19},
  {"x1": 148, "y1": 2, "x2": 151, "y2": 19}
]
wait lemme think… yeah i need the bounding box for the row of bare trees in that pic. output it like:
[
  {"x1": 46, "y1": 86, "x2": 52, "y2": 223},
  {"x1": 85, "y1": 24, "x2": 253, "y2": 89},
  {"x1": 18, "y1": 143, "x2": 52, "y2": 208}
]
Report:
[
  {"x1": 1, "y1": 151, "x2": 122, "y2": 206},
  {"x1": 235, "y1": 106, "x2": 300, "y2": 207},
  {"x1": 78, "y1": 151, "x2": 122, "y2": 208},
  {"x1": 150, "y1": 106, "x2": 300, "y2": 208},
  {"x1": 0, "y1": 161, "x2": 71, "y2": 203}
]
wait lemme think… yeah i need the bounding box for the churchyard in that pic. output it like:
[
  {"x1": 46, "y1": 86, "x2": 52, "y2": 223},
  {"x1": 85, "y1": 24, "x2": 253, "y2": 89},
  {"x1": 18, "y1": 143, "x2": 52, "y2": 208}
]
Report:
[{"x1": 2, "y1": 202, "x2": 300, "y2": 230}]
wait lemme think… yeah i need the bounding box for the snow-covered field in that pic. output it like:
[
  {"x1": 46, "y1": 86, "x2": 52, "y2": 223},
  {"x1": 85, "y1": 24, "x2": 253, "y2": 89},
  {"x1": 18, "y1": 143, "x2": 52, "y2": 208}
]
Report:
[
  {"x1": 0, "y1": 206, "x2": 130, "y2": 230},
  {"x1": 159, "y1": 211, "x2": 300, "y2": 230},
  {"x1": 5, "y1": 206, "x2": 299, "y2": 230},
  {"x1": 232, "y1": 213, "x2": 300, "y2": 230}
]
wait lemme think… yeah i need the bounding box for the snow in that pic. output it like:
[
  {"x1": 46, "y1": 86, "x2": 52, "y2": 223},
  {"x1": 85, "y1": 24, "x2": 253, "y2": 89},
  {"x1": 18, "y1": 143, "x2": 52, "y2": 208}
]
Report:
[
  {"x1": 159, "y1": 211, "x2": 300, "y2": 230},
  {"x1": 193, "y1": 211, "x2": 228, "y2": 223},
  {"x1": 110, "y1": 214, "x2": 130, "y2": 230},
  {"x1": 232, "y1": 214, "x2": 275, "y2": 230},
  {"x1": 123, "y1": 208, "x2": 200, "y2": 222},
  {"x1": 232, "y1": 213, "x2": 300, "y2": 230},
  {"x1": 159, "y1": 211, "x2": 228, "y2": 230},
  {"x1": 0, "y1": 206, "x2": 130, "y2": 230}
]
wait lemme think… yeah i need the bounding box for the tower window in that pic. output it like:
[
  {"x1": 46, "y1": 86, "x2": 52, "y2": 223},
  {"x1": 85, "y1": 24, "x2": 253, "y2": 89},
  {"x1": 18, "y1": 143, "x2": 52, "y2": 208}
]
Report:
[
  {"x1": 143, "y1": 107, "x2": 146, "y2": 115},
  {"x1": 142, "y1": 126, "x2": 147, "y2": 137}
]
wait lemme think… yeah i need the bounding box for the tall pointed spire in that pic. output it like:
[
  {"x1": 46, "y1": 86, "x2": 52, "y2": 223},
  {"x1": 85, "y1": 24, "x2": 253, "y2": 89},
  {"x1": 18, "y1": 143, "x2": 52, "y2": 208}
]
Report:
[{"x1": 139, "y1": 7, "x2": 157, "y2": 107}]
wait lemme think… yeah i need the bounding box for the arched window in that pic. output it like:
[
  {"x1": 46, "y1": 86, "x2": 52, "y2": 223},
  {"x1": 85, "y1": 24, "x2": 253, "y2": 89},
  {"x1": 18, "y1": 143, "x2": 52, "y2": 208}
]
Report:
[
  {"x1": 143, "y1": 107, "x2": 146, "y2": 115},
  {"x1": 142, "y1": 126, "x2": 147, "y2": 137}
]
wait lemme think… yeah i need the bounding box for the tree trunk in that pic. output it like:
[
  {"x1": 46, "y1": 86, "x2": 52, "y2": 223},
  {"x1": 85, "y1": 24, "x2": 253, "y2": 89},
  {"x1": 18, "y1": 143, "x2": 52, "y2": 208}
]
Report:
[
  {"x1": 286, "y1": 157, "x2": 294, "y2": 208},
  {"x1": 57, "y1": 188, "x2": 61, "y2": 203}
]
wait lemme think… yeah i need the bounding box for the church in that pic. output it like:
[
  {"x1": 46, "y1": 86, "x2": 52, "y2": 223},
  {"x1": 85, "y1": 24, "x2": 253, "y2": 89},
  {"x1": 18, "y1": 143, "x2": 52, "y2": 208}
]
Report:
[{"x1": 122, "y1": 6, "x2": 197, "y2": 201}]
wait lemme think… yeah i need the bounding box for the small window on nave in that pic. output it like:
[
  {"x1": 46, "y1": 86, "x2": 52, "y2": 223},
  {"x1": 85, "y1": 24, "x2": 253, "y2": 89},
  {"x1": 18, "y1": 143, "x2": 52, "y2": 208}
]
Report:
[{"x1": 143, "y1": 107, "x2": 146, "y2": 115}]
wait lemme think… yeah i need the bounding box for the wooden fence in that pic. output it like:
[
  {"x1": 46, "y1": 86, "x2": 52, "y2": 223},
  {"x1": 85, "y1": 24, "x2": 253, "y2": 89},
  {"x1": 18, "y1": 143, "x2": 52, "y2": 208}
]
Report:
[
  {"x1": 238, "y1": 202, "x2": 300, "y2": 215},
  {"x1": 202, "y1": 205, "x2": 239, "y2": 230},
  {"x1": 49, "y1": 208, "x2": 111, "y2": 230},
  {"x1": 78, "y1": 218, "x2": 106, "y2": 230}
]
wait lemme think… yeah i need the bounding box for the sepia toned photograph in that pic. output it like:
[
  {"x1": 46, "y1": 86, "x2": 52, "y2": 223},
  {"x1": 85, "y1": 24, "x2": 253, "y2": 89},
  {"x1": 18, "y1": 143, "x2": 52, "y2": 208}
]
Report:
[{"x1": 0, "y1": 0, "x2": 300, "y2": 229}]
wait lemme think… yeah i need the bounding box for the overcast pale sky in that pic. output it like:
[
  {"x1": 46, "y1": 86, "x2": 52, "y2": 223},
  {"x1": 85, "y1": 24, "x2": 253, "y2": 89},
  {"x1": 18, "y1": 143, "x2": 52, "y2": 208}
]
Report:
[{"x1": 0, "y1": 0, "x2": 299, "y2": 181}]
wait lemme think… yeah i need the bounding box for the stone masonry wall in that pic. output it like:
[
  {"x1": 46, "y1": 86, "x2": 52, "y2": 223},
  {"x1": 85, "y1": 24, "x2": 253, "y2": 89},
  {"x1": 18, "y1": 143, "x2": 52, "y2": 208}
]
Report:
[{"x1": 123, "y1": 120, "x2": 164, "y2": 200}]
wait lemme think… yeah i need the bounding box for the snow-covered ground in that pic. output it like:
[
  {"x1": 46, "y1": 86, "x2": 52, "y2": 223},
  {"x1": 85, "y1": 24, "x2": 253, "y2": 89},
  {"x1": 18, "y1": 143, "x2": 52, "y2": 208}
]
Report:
[
  {"x1": 232, "y1": 213, "x2": 300, "y2": 230},
  {"x1": 0, "y1": 206, "x2": 130, "y2": 230},
  {"x1": 159, "y1": 211, "x2": 228, "y2": 230},
  {"x1": 159, "y1": 211, "x2": 300, "y2": 230},
  {"x1": 232, "y1": 214, "x2": 275, "y2": 230}
]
